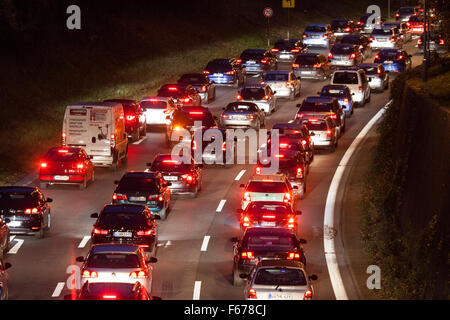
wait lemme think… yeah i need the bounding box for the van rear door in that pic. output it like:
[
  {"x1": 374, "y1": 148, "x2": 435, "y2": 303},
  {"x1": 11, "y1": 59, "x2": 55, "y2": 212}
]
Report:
[
  {"x1": 64, "y1": 107, "x2": 90, "y2": 147},
  {"x1": 87, "y1": 107, "x2": 112, "y2": 157}
]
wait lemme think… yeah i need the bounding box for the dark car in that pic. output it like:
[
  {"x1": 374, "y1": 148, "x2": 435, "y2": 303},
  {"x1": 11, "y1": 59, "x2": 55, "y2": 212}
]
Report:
[
  {"x1": 271, "y1": 39, "x2": 307, "y2": 63},
  {"x1": 203, "y1": 58, "x2": 245, "y2": 87},
  {"x1": 318, "y1": 84, "x2": 354, "y2": 117},
  {"x1": 39, "y1": 147, "x2": 95, "y2": 190},
  {"x1": 112, "y1": 172, "x2": 171, "y2": 220},
  {"x1": 0, "y1": 187, "x2": 52, "y2": 239},
  {"x1": 357, "y1": 63, "x2": 389, "y2": 92},
  {"x1": 166, "y1": 106, "x2": 218, "y2": 147},
  {"x1": 257, "y1": 142, "x2": 308, "y2": 197},
  {"x1": 237, "y1": 49, "x2": 277, "y2": 75},
  {"x1": 231, "y1": 227, "x2": 306, "y2": 286},
  {"x1": 328, "y1": 43, "x2": 363, "y2": 67},
  {"x1": 157, "y1": 84, "x2": 202, "y2": 106},
  {"x1": 374, "y1": 49, "x2": 412, "y2": 73},
  {"x1": 237, "y1": 201, "x2": 302, "y2": 235},
  {"x1": 330, "y1": 19, "x2": 356, "y2": 37},
  {"x1": 147, "y1": 154, "x2": 202, "y2": 198},
  {"x1": 0, "y1": 260, "x2": 12, "y2": 300},
  {"x1": 340, "y1": 34, "x2": 372, "y2": 59},
  {"x1": 191, "y1": 127, "x2": 233, "y2": 167},
  {"x1": 300, "y1": 117, "x2": 339, "y2": 152},
  {"x1": 396, "y1": 6, "x2": 417, "y2": 22},
  {"x1": 0, "y1": 216, "x2": 10, "y2": 258},
  {"x1": 296, "y1": 96, "x2": 345, "y2": 135},
  {"x1": 90, "y1": 204, "x2": 160, "y2": 256},
  {"x1": 104, "y1": 99, "x2": 146, "y2": 141},
  {"x1": 272, "y1": 123, "x2": 314, "y2": 164},
  {"x1": 178, "y1": 73, "x2": 216, "y2": 104},
  {"x1": 292, "y1": 53, "x2": 331, "y2": 80},
  {"x1": 418, "y1": 32, "x2": 445, "y2": 54},
  {"x1": 70, "y1": 282, "x2": 152, "y2": 300}
]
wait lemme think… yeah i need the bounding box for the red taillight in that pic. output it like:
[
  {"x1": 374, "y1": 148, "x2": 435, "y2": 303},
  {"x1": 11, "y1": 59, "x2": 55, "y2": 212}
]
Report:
[
  {"x1": 222, "y1": 141, "x2": 226, "y2": 152},
  {"x1": 236, "y1": 94, "x2": 242, "y2": 100},
  {"x1": 291, "y1": 49, "x2": 300, "y2": 53},
  {"x1": 313, "y1": 63, "x2": 321, "y2": 68},
  {"x1": 184, "y1": 98, "x2": 192, "y2": 104},
  {"x1": 395, "y1": 13, "x2": 400, "y2": 17},
  {"x1": 126, "y1": 115, "x2": 136, "y2": 121},
  {"x1": 182, "y1": 174, "x2": 194, "y2": 183},
  {"x1": 92, "y1": 228, "x2": 108, "y2": 235},
  {"x1": 162, "y1": 160, "x2": 179, "y2": 164},
  {"x1": 389, "y1": 37, "x2": 395, "y2": 42},
  {"x1": 262, "y1": 215, "x2": 276, "y2": 220},
  {"x1": 292, "y1": 63, "x2": 300, "y2": 68},
  {"x1": 225, "y1": 70, "x2": 235, "y2": 75},
  {"x1": 358, "y1": 86, "x2": 363, "y2": 93},
  {"x1": 329, "y1": 114, "x2": 337, "y2": 119},
  {"x1": 302, "y1": 34, "x2": 307, "y2": 38},
  {"x1": 349, "y1": 53, "x2": 356, "y2": 59},
  {"x1": 296, "y1": 167, "x2": 303, "y2": 178},
  {"x1": 275, "y1": 154, "x2": 285, "y2": 158},
  {"x1": 328, "y1": 52, "x2": 333, "y2": 59},
  {"x1": 148, "y1": 195, "x2": 164, "y2": 202},
  {"x1": 255, "y1": 167, "x2": 261, "y2": 175},
  {"x1": 189, "y1": 111, "x2": 203, "y2": 116},
  {"x1": 202, "y1": 70, "x2": 210, "y2": 74},
  {"x1": 263, "y1": 95, "x2": 270, "y2": 100},
  {"x1": 136, "y1": 229, "x2": 153, "y2": 236},
  {"x1": 377, "y1": 68, "x2": 381, "y2": 74},
  {"x1": 102, "y1": 295, "x2": 117, "y2": 300},
  {"x1": 248, "y1": 288, "x2": 257, "y2": 299},
  {"x1": 296, "y1": 113, "x2": 304, "y2": 119},
  {"x1": 112, "y1": 193, "x2": 127, "y2": 201},
  {"x1": 406, "y1": 22, "x2": 410, "y2": 27},
  {"x1": 244, "y1": 192, "x2": 251, "y2": 202},
  {"x1": 283, "y1": 193, "x2": 291, "y2": 203},
  {"x1": 301, "y1": 139, "x2": 307, "y2": 145},
  {"x1": 201, "y1": 86, "x2": 207, "y2": 93},
  {"x1": 236, "y1": 59, "x2": 242, "y2": 63},
  {"x1": 271, "y1": 48, "x2": 279, "y2": 52},
  {"x1": 58, "y1": 149, "x2": 68, "y2": 153},
  {"x1": 261, "y1": 59, "x2": 268, "y2": 64},
  {"x1": 242, "y1": 215, "x2": 250, "y2": 227},
  {"x1": 279, "y1": 143, "x2": 289, "y2": 149},
  {"x1": 168, "y1": 87, "x2": 178, "y2": 91},
  {"x1": 322, "y1": 34, "x2": 328, "y2": 39},
  {"x1": 25, "y1": 208, "x2": 38, "y2": 214},
  {"x1": 304, "y1": 289, "x2": 313, "y2": 300},
  {"x1": 343, "y1": 98, "x2": 349, "y2": 103},
  {"x1": 439, "y1": 39, "x2": 444, "y2": 45},
  {"x1": 374, "y1": 54, "x2": 380, "y2": 60},
  {"x1": 369, "y1": 36, "x2": 374, "y2": 41},
  {"x1": 345, "y1": 27, "x2": 351, "y2": 32},
  {"x1": 192, "y1": 140, "x2": 197, "y2": 150},
  {"x1": 129, "y1": 270, "x2": 147, "y2": 279},
  {"x1": 327, "y1": 129, "x2": 333, "y2": 137},
  {"x1": 417, "y1": 38, "x2": 422, "y2": 45},
  {"x1": 287, "y1": 252, "x2": 301, "y2": 260},
  {"x1": 82, "y1": 270, "x2": 98, "y2": 278},
  {"x1": 241, "y1": 251, "x2": 255, "y2": 259},
  {"x1": 308, "y1": 118, "x2": 319, "y2": 123},
  {"x1": 398, "y1": 55, "x2": 403, "y2": 60},
  {"x1": 77, "y1": 163, "x2": 84, "y2": 170},
  {"x1": 41, "y1": 162, "x2": 47, "y2": 168}
]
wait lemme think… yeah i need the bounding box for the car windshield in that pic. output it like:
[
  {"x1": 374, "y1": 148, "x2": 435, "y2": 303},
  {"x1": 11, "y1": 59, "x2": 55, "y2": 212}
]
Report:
[
  {"x1": 361, "y1": 66, "x2": 379, "y2": 74},
  {"x1": 273, "y1": 42, "x2": 295, "y2": 51},
  {"x1": 98, "y1": 212, "x2": 147, "y2": 229},
  {"x1": 294, "y1": 55, "x2": 318, "y2": 65},
  {"x1": 140, "y1": 100, "x2": 167, "y2": 109},
  {"x1": 300, "y1": 101, "x2": 333, "y2": 112},
  {"x1": 240, "y1": 52, "x2": 264, "y2": 61},
  {"x1": 341, "y1": 37, "x2": 361, "y2": 44},
  {"x1": 254, "y1": 267, "x2": 307, "y2": 286},
  {"x1": 303, "y1": 120, "x2": 328, "y2": 131},
  {"x1": 260, "y1": 155, "x2": 299, "y2": 169},
  {"x1": 321, "y1": 87, "x2": 347, "y2": 97},
  {"x1": 241, "y1": 88, "x2": 266, "y2": 100},
  {"x1": 264, "y1": 73, "x2": 289, "y2": 81},
  {"x1": 205, "y1": 61, "x2": 232, "y2": 72},
  {"x1": 378, "y1": 51, "x2": 401, "y2": 60},
  {"x1": 0, "y1": 191, "x2": 39, "y2": 210},
  {"x1": 86, "y1": 253, "x2": 141, "y2": 269},
  {"x1": 399, "y1": 7, "x2": 414, "y2": 14},
  {"x1": 372, "y1": 28, "x2": 392, "y2": 35},
  {"x1": 244, "y1": 234, "x2": 295, "y2": 250},
  {"x1": 333, "y1": 72, "x2": 359, "y2": 84},
  {"x1": 151, "y1": 160, "x2": 191, "y2": 173},
  {"x1": 331, "y1": 45, "x2": 355, "y2": 54},
  {"x1": 118, "y1": 178, "x2": 159, "y2": 193},
  {"x1": 246, "y1": 181, "x2": 288, "y2": 193},
  {"x1": 247, "y1": 203, "x2": 291, "y2": 215},
  {"x1": 179, "y1": 75, "x2": 204, "y2": 84},
  {"x1": 225, "y1": 104, "x2": 258, "y2": 112},
  {"x1": 45, "y1": 149, "x2": 80, "y2": 161},
  {"x1": 157, "y1": 86, "x2": 186, "y2": 99},
  {"x1": 305, "y1": 26, "x2": 326, "y2": 32}
]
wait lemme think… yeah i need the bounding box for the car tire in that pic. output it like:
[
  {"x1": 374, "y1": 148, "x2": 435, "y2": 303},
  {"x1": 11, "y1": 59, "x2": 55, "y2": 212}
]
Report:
[
  {"x1": 233, "y1": 267, "x2": 244, "y2": 287},
  {"x1": 131, "y1": 131, "x2": 140, "y2": 142},
  {"x1": 190, "y1": 185, "x2": 198, "y2": 198},
  {"x1": 91, "y1": 171, "x2": 95, "y2": 183},
  {"x1": 158, "y1": 208, "x2": 167, "y2": 221},
  {"x1": 40, "y1": 182, "x2": 47, "y2": 190},
  {"x1": 289, "y1": 91, "x2": 295, "y2": 101},
  {"x1": 233, "y1": 79, "x2": 239, "y2": 88},
  {"x1": 329, "y1": 141, "x2": 336, "y2": 153},
  {"x1": 79, "y1": 176, "x2": 87, "y2": 190},
  {"x1": 35, "y1": 223, "x2": 44, "y2": 239},
  {"x1": 140, "y1": 124, "x2": 147, "y2": 138},
  {"x1": 299, "y1": 182, "x2": 306, "y2": 200},
  {"x1": 148, "y1": 240, "x2": 158, "y2": 258}
]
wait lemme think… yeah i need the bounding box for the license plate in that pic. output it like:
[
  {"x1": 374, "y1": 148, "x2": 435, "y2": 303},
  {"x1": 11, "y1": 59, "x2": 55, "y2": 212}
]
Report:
[
  {"x1": 213, "y1": 73, "x2": 223, "y2": 76},
  {"x1": 130, "y1": 196, "x2": 146, "y2": 202},
  {"x1": 384, "y1": 61, "x2": 393, "y2": 64},
  {"x1": 54, "y1": 175, "x2": 69, "y2": 181},
  {"x1": 280, "y1": 54, "x2": 291, "y2": 59},
  {"x1": 269, "y1": 293, "x2": 293, "y2": 300},
  {"x1": 8, "y1": 221, "x2": 21, "y2": 227},
  {"x1": 312, "y1": 35, "x2": 319, "y2": 38},
  {"x1": 377, "y1": 38, "x2": 386, "y2": 42},
  {"x1": 261, "y1": 221, "x2": 276, "y2": 227},
  {"x1": 164, "y1": 176, "x2": 178, "y2": 181},
  {"x1": 113, "y1": 232, "x2": 132, "y2": 238},
  {"x1": 301, "y1": 71, "x2": 312, "y2": 74},
  {"x1": 247, "y1": 67, "x2": 257, "y2": 71},
  {"x1": 247, "y1": 60, "x2": 256, "y2": 64}
]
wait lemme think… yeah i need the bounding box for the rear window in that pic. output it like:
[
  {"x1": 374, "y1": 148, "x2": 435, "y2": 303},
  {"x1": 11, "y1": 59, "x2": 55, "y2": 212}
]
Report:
[
  {"x1": 300, "y1": 101, "x2": 334, "y2": 112},
  {"x1": 140, "y1": 100, "x2": 167, "y2": 109},
  {"x1": 240, "y1": 52, "x2": 264, "y2": 61},
  {"x1": 205, "y1": 61, "x2": 232, "y2": 72},
  {"x1": 305, "y1": 26, "x2": 326, "y2": 32},
  {"x1": 118, "y1": 178, "x2": 159, "y2": 193},
  {"x1": 254, "y1": 268, "x2": 307, "y2": 286},
  {"x1": 179, "y1": 75, "x2": 204, "y2": 84},
  {"x1": 331, "y1": 45, "x2": 355, "y2": 54},
  {"x1": 0, "y1": 191, "x2": 38, "y2": 209},
  {"x1": 372, "y1": 28, "x2": 392, "y2": 35},
  {"x1": 333, "y1": 72, "x2": 359, "y2": 84},
  {"x1": 70, "y1": 109, "x2": 87, "y2": 116},
  {"x1": 98, "y1": 212, "x2": 147, "y2": 229},
  {"x1": 294, "y1": 55, "x2": 319, "y2": 65},
  {"x1": 225, "y1": 104, "x2": 258, "y2": 112},
  {"x1": 246, "y1": 181, "x2": 288, "y2": 193},
  {"x1": 408, "y1": 15, "x2": 423, "y2": 22},
  {"x1": 86, "y1": 253, "x2": 141, "y2": 269},
  {"x1": 157, "y1": 86, "x2": 186, "y2": 99},
  {"x1": 122, "y1": 105, "x2": 137, "y2": 114},
  {"x1": 247, "y1": 203, "x2": 291, "y2": 215},
  {"x1": 399, "y1": 7, "x2": 414, "y2": 14},
  {"x1": 259, "y1": 154, "x2": 299, "y2": 169},
  {"x1": 45, "y1": 149, "x2": 80, "y2": 161},
  {"x1": 172, "y1": 110, "x2": 215, "y2": 127},
  {"x1": 321, "y1": 87, "x2": 347, "y2": 97},
  {"x1": 151, "y1": 160, "x2": 191, "y2": 173},
  {"x1": 273, "y1": 42, "x2": 295, "y2": 51},
  {"x1": 244, "y1": 234, "x2": 295, "y2": 250},
  {"x1": 264, "y1": 73, "x2": 289, "y2": 82},
  {"x1": 241, "y1": 88, "x2": 266, "y2": 100},
  {"x1": 303, "y1": 120, "x2": 328, "y2": 131}
]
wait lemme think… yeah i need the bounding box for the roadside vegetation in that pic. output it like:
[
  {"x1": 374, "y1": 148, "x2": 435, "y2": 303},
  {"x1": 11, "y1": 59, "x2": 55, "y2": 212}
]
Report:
[{"x1": 0, "y1": 0, "x2": 381, "y2": 183}]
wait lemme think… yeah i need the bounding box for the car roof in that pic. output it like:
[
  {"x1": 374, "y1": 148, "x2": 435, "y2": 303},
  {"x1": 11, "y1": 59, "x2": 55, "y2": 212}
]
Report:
[
  {"x1": 257, "y1": 259, "x2": 305, "y2": 268},
  {"x1": 333, "y1": 68, "x2": 360, "y2": 73},
  {"x1": 272, "y1": 123, "x2": 304, "y2": 129},
  {"x1": 264, "y1": 70, "x2": 290, "y2": 75},
  {"x1": 297, "y1": 52, "x2": 322, "y2": 57},
  {"x1": 250, "y1": 174, "x2": 285, "y2": 182},
  {"x1": 90, "y1": 244, "x2": 141, "y2": 254},
  {"x1": 102, "y1": 204, "x2": 147, "y2": 214},
  {"x1": 122, "y1": 171, "x2": 160, "y2": 179},
  {"x1": 304, "y1": 96, "x2": 335, "y2": 103},
  {"x1": 242, "y1": 84, "x2": 265, "y2": 89},
  {"x1": 179, "y1": 106, "x2": 211, "y2": 113},
  {"x1": 226, "y1": 101, "x2": 258, "y2": 107},
  {"x1": 0, "y1": 186, "x2": 36, "y2": 193},
  {"x1": 68, "y1": 101, "x2": 121, "y2": 108},
  {"x1": 244, "y1": 227, "x2": 296, "y2": 237}
]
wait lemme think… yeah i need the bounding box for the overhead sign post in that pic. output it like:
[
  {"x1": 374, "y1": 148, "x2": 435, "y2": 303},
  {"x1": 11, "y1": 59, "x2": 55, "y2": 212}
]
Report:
[
  {"x1": 263, "y1": 7, "x2": 274, "y2": 47},
  {"x1": 282, "y1": 0, "x2": 295, "y2": 39}
]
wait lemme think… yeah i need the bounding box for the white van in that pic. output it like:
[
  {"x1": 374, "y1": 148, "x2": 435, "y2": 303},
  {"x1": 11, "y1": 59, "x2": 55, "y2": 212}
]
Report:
[
  {"x1": 330, "y1": 69, "x2": 371, "y2": 106},
  {"x1": 62, "y1": 102, "x2": 128, "y2": 169}
]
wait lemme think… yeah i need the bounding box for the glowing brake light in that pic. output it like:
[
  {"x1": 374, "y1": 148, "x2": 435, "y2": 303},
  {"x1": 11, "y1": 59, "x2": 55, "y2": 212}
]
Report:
[
  {"x1": 288, "y1": 217, "x2": 295, "y2": 228},
  {"x1": 162, "y1": 159, "x2": 180, "y2": 164},
  {"x1": 136, "y1": 229, "x2": 153, "y2": 236},
  {"x1": 275, "y1": 154, "x2": 285, "y2": 158},
  {"x1": 322, "y1": 34, "x2": 328, "y2": 39},
  {"x1": 417, "y1": 38, "x2": 422, "y2": 45},
  {"x1": 263, "y1": 95, "x2": 270, "y2": 100},
  {"x1": 244, "y1": 192, "x2": 251, "y2": 202},
  {"x1": 248, "y1": 288, "x2": 257, "y2": 299},
  {"x1": 395, "y1": 13, "x2": 400, "y2": 17},
  {"x1": 148, "y1": 195, "x2": 164, "y2": 202},
  {"x1": 283, "y1": 193, "x2": 291, "y2": 203},
  {"x1": 329, "y1": 114, "x2": 337, "y2": 119},
  {"x1": 301, "y1": 139, "x2": 307, "y2": 145},
  {"x1": 242, "y1": 215, "x2": 250, "y2": 227},
  {"x1": 327, "y1": 52, "x2": 333, "y2": 59},
  {"x1": 287, "y1": 252, "x2": 300, "y2": 260},
  {"x1": 327, "y1": 129, "x2": 333, "y2": 137},
  {"x1": 201, "y1": 86, "x2": 207, "y2": 92},
  {"x1": 225, "y1": 70, "x2": 235, "y2": 75},
  {"x1": 92, "y1": 228, "x2": 108, "y2": 235},
  {"x1": 271, "y1": 48, "x2": 279, "y2": 52},
  {"x1": 304, "y1": 289, "x2": 313, "y2": 300},
  {"x1": 236, "y1": 59, "x2": 242, "y2": 63},
  {"x1": 374, "y1": 54, "x2": 380, "y2": 60},
  {"x1": 398, "y1": 55, "x2": 403, "y2": 60},
  {"x1": 241, "y1": 251, "x2": 255, "y2": 259},
  {"x1": 296, "y1": 113, "x2": 304, "y2": 119},
  {"x1": 255, "y1": 167, "x2": 261, "y2": 175},
  {"x1": 262, "y1": 215, "x2": 276, "y2": 220},
  {"x1": 349, "y1": 53, "x2": 356, "y2": 59},
  {"x1": 58, "y1": 149, "x2": 69, "y2": 153},
  {"x1": 102, "y1": 295, "x2": 117, "y2": 300},
  {"x1": 343, "y1": 98, "x2": 349, "y2": 103},
  {"x1": 184, "y1": 98, "x2": 192, "y2": 103},
  {"x1": 236, "y1": 94, "x2": 242, "y2": 100},
  {"x1": 358, "y1": 86, "x2": 363, "y2": 93},
  {"x1": 129, "y1": 271, "x2": 147, "y2": 279},
  {"x1": 222, "y1": 141, "x2": 226, "y2": 151},
  {"x1": 369, "y1": 36, "x2": 374, "y2": 41},
  {"x1": 126, "y1": 115, "x2": 136, "y2": 121},
  {"x1": 302, "y1": 34, "x2": 308, "y2": 38},
  {"x1": 439, "y1": 39, "x2": 444, "y2": 45},
  {"x1": 313, "y1": 63, "x2": 321, "y2": 68},
  {"x1": 25, "y1": 208, "x2": 38, "y2": 214},
  {"x1": 182, "y1": 174, "x2": 194, "y2": 183},
  {"x1": 291, "y1": 49, "x2": 300, "y2": 53},
  {"x1": 112, "y1": 193, "x2": 127, "y2": 201},
  {"x1": 345, "y1": 27, "x2": 351, "y2": 32},
  {"x1": 292, "y1": 63, "x2": 300, "y2": 68},
  {"x1": 82, "y1": 270, "x2": 98, "y2": 278},
  {"x1": 296, "y1": 167, "x2": 303, "y2": 178},
  {"x1": 279, "y1": 143, "x2": 289, "y2": 148},
  {"x1": 260, "y1": 59, "x2": 268, "y2": 64},
  {"x1": 189, "y1": 111, "x2": 203, "y2": 116},
  {"x1": 41, "y1": 162, "x2": 47, "y2": 168},
  {"x1": 168, "y1": 87, "x2": 178, "y2": 91},
  {"x1": 192, "y1": 140, "x2": 197, "y2": 150},
  {"x1": 202, "y1": 70, "x2": 210, "y2": 74},
  {"x1": 77, "y1": 163, "x2": 84, "y2": 170}
]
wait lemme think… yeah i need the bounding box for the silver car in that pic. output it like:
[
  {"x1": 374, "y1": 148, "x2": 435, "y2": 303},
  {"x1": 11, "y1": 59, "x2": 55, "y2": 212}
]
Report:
[
  {"x1": 328, "y1": 44, "x2": 363, "y2": 67},
  {"x1": 140, "y1": 96, "x2": 179, "y2": 127},
  {"x1": 383, "y1": 22, "x2": 412, "y2": 43},
  {"x1": 220, "y1": 102, "x2": 265, "y2": 129},
  {"x1": 262, "y1": 71, "x2": 301, "y2": 100},
  {"x1": 77, "y1": 244, "x2": 157, "y2": 294},
  {"x1": 0, "y1": 260, "x2": 11, "y2": 300},
  {"x1": 302, "y1": 23, "x2": 335, "y2": 48},
  {"x1": 369, "y1": 27, "x2": 403, "y2": 50},
  {"x1": 358, "y1": 63, "x2": 389, "y2": 92},
  {"x1": 237, "y1": 84, "x2": 276, "y2": 115},
  {"x1": 242, "y1": 259, "x2": 317, "y2": 300}
]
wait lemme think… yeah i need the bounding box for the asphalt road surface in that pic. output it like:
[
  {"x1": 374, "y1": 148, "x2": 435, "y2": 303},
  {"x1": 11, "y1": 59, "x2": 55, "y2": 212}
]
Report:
[{"x1": 7, "y1": 40, "x2": 422, "y2": 300}]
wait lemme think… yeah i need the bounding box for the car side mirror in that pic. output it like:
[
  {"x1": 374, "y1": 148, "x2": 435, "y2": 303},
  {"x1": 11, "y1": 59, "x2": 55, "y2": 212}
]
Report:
[
  {"x1": 368, "y1": 78, "x2": 372, "y2": 82},
  {"x1": 153, "y1": 215, "x2": 161, "y2": 220},
  {"x1": 75, "y1": 256, "x2": 85, "y2": 263},
  {"x1": 231, "y1": 237, "x2": 239, "y2": 243},
  {"x1": 152, "y1": 296, "x2": 163, "y2": 300},
  {"x1": 296, "y1": 210, "x2": 302, "y2": 215},
  {"x1": 293, "y1": 185, "x2": 299, "y2": 190},
  {"x1": 239, "y1": 184, "x2": 245, "y2": 188},
  {"x1": 299, "y1": 238, "x2": 307, "y2": 244},
  {"x1": 273, "y1": 91, "x2": 277, "y2": 94},
  {"x1": 146, "y1": 257, "x2": 158, "y2": 263},
  {"x1": 4, "y1": 262, "x2": 12, "y2": 270},
  {"x1": 296, "y1": 104, "x2": 301, "y2": 108},
  {"x1": 46, "y1": 198, "x2": 53, "y2": 203},
  {"x1": 114, "y1": 180, "x2": 120, "y2": 185},
  {"x1": 239, "y1": 273, "x2": 249, "y2": 279},
  {"x1": 236, "y1": 208, "x2": 243, "y2": 214},
  {"x1": 90, "y1": 213, "x2": 99, "y2": 218},
  {"x1": 309, "y1": 274, "x2": 318, "y2": 281}
]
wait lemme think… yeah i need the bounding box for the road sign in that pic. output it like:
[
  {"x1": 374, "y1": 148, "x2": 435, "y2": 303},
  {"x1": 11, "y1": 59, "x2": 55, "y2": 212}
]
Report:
[
  {"x1": 263, "y1": 7, "x2": 273, "y2": 18},
  {"x1": 282, "y1": 0, "x2": 295, "y2": 8}
]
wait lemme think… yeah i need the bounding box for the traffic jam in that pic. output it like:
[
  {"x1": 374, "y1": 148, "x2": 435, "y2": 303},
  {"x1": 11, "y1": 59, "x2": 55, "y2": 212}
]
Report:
[{"x1": 0, "y1": 3, "x2": 444, "y2": 301}]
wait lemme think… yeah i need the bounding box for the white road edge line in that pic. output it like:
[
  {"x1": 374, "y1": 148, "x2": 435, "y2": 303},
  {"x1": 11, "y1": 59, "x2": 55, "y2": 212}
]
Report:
[
  {"x1": 8, "y1": 238, "x2": 24, "y2": 254},
  {"x1": 234, "y1": 170, "x2": 246, "y2": 181},
  {"x1": 323, "y1": 100, "x2": 390, "y2": 300},
  {"x1": 78, "y1": 236, "x2": 91, "y2": 248},
  {"x1": 216, "y1": 200, "x2": 227, "y2": 213},
  {"x1": 133, "y1": 136, "x2": 147, "y2": 145},
  {"x1": 10, "y1": 236, "x2": 15, "y2": 241},
  {"x1": 200, "y1": 236, "x2": 210, "y2": 252},
  {"x1": 52, "y1": 282, "x2": 66, "y2": 298},
  {"x1": 193, "y1": 281, "x2": 201, "y2": 300}
]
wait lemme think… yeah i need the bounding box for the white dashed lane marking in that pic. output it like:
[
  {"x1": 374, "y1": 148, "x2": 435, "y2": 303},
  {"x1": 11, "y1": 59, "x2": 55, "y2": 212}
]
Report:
[
  {"x1": 52, "y1": 282, "x2": 65, "y2": 298},
  {"x1": 216, "y1": 200, "x2": 227, "y2": 213},
  {"x1": 78, "y1": 236, "x2": 91, "y2": 248},
  {"x1": 193, "y1": 281, "x2": 201, "y2": 300},
  {"x1": 8, "y1": 238, "x2": 24, "y2": 254},
  {"x1": 200, "y1": 236, "x2": 210, "y2": 252},
  {"x1": 234, "y1": 170, "x2": 246, "y2": 181}
]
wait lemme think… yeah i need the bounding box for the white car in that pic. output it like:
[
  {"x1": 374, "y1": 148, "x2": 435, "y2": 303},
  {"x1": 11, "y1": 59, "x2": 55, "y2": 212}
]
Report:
[
  {"x1": 77, "y1": 244, "x2": 157, "y2": 294},
  {"x1": 140, "y1": 96, "x2": 179, "y2": 127},
  {"x1": 330, "y1": 68, "x2": 371, "y2": 106},
  {"x1": 242, "y1": 259, "x2": 317, "y2": 300},
  {"x1": 237, "y1": 84, "x2": 277, "y2": 115},
  {"x1": 262, "y1": 71, "x2": 301, "y2": 101}
]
